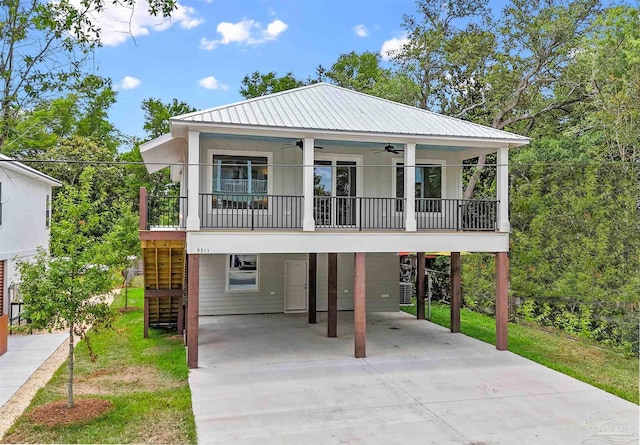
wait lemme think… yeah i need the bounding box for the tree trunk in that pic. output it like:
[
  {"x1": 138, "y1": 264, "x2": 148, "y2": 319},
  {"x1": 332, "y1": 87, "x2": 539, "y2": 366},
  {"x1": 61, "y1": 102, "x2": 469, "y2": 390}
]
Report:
[
  {"x1": 463, "y1": 154, "x2": 487, "y2": 200},
  {"x1": 67, "y1": 323, "x2": 74, "y2": 408}
]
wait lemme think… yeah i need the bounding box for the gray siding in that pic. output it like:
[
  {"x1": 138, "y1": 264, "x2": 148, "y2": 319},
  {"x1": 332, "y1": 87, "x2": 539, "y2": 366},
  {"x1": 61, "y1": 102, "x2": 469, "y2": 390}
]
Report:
[{"x1": 199, "y1": 252, "x2": 400, "y2": 315}]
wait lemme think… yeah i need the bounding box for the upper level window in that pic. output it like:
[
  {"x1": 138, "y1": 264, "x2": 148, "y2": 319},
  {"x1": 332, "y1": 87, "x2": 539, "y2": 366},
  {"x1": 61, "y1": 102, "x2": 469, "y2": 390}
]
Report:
[
  {"x1": 212, "y1": 155, "x2": 268, "y2": 195},
  {"x1": 395, "y1": 162, "x2": 444, "y2": 212}
]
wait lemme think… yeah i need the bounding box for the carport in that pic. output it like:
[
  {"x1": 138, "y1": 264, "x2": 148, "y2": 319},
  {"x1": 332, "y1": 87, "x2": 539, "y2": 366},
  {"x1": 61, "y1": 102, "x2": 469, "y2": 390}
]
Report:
[{"x1": 189, "y1": 312, "x2": 639, "y2": 444}]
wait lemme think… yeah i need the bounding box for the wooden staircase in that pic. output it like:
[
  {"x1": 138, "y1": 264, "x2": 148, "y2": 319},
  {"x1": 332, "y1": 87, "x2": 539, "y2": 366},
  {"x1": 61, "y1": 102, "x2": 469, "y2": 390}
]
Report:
[{"x1": 141, "y1": 238, "x2": 186, "y2": 335}]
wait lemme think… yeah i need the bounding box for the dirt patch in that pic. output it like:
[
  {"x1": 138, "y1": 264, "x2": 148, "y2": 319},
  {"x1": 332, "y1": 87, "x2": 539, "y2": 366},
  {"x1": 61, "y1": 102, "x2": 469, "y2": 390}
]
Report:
[
  {"x1": 74, "y1": 365, "x2": 181, "y2": 396},
  {"x1": 118, "y1": 306, "x2": 140, "y2": 313},
  {"x1": 29, "y1": 399, "x2": 112, "y2": 426}
]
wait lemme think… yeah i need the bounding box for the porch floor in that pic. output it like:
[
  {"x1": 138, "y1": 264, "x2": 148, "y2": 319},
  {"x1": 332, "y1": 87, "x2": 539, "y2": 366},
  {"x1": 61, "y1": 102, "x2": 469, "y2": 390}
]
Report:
[{"x1": 189, "y1": 311, "x2": 638, "y2": 444}]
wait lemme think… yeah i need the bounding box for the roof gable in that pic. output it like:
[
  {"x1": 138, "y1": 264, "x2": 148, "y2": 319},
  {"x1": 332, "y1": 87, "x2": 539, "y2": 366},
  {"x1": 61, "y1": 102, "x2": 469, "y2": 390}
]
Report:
[{"x1": 172, "y1": 83, "x2": 529, "y2": 143}]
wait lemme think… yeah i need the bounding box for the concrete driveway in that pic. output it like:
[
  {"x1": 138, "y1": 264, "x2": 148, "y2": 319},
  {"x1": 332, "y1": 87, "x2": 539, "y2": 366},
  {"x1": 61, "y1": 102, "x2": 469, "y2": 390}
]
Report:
[{"x1": 189, "y1": 312, "x2": 639, "y2": 445}]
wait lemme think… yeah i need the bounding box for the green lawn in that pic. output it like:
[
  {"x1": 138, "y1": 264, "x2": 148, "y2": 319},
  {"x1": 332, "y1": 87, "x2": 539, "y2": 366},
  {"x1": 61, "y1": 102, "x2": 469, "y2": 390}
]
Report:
[
  {"x1": 2, "y1": 288, "x2": 197, "y2": 444},
  {"x1": 402, "y1": 302, "x2": 639, "y2": 404}
]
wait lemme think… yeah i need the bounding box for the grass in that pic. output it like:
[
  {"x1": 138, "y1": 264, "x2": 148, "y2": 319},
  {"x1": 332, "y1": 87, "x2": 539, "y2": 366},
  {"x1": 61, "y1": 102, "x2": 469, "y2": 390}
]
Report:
[
  {"x1": 2, "y1": 288, "x2": 197, "y2": 444},
  {"x1": 402, "y1": 302, "x2": 639, "y2": 405}
]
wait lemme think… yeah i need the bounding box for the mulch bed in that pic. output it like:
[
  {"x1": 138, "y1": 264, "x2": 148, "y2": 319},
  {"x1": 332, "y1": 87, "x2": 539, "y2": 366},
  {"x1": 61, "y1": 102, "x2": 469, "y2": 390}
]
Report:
[{"x1": 29, "y1": 399, "x2": 112, "y2": 426}]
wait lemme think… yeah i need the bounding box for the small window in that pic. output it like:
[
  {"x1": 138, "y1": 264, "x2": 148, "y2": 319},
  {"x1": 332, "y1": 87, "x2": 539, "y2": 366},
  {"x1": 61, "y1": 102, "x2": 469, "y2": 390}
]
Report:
[
  {"x1": 45, "y1": 194, "x2": 50, "y2": 228},
  {"x1": 227, "y1": 254, "x2": 259, "y2": 291}
]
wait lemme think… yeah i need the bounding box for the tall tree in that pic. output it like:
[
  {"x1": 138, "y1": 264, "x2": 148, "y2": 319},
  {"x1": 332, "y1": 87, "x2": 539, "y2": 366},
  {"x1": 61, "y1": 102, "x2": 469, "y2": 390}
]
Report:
[
  {"x1": 141, "y1": 97, "x2": 196, "y2": 139},
  {"x1": 239, "y1": 71, "x2": 306, "y2": 99},
  {"x1": 0, "y1": 0, "x2": 177, "y2": 152}
]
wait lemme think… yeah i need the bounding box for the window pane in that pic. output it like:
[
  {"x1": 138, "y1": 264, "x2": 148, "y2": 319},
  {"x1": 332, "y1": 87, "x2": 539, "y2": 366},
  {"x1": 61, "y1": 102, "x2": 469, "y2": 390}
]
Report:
[
  {"x1": 314, "y1": 160, "x2": 332, "y2": 196},
  {"x1": 213, "y1": 155, "x2": 268, "y2": 194},
  {"x1": 228, "y1": 254, "x2": 258, "y2": 290}
]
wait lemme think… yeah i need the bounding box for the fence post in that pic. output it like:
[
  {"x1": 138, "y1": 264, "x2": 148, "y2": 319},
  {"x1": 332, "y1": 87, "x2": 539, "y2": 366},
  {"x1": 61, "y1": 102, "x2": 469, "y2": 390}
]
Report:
[{"x1": 139, "y1": 187, "x2": 147, "y2": 230}]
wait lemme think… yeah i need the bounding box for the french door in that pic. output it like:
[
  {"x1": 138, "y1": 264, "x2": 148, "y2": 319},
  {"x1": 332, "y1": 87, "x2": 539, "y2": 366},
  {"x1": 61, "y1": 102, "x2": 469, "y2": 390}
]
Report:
[{"x1": 314, "y1": 159, "x2": 358, "y2": 228}]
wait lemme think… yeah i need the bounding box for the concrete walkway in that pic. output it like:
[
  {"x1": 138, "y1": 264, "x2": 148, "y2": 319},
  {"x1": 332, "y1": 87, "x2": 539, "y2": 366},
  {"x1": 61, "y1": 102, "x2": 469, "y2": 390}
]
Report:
[
  {"x1": 0, "y1": 333, "x2": 67, "y2": 407},
  {"x1": 190, "y1": 312, "x2": 639, "y2": 445}
]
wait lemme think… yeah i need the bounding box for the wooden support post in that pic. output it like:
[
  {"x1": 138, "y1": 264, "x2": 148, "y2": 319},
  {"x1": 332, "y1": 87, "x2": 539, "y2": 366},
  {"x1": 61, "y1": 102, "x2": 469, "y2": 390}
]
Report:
[
  {"x1": 308, "y1": 253, "x2": 317, "y2": 324},
  {"x1": 416, "y1": 252, "x2": 425, "y2": 320},
  {"x1": 450, "y1": 252, "x2": 461, "y2": 333},
  {"x1": 353, "y1": 253, "x2": 366, "y2": 358},
  {"x1": 495, "y1": 251, "x2": 509, "y2": 350},
  {"x1": 0, "y1": 314, "x2": 8, "y2": 356},
  {"x1": 139, "y1": 187, "x2": 147, "y2": 231},
  {"x1": 187, "y1": 254, "x2": 200, "y2": 368},
  {"x1": 328, "y1": 253, "x2": 337, "y2": 338},
  {"x1": 143, "y1": 293, "x2": 150, "y2": 338}
]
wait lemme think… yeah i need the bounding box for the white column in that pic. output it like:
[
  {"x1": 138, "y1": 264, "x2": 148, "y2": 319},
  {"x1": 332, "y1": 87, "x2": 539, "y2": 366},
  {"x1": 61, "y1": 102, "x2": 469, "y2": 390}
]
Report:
[
  {"x1": 496, "y1": 146, "x2": 510, "y2": 232},
  {"x1": 404, "y1": 143, "x2": 417, "y2": 232},
  {"x1": 302, "y1": 137, "x2": 315, "y2": 231},
  {"x1": 186, "y1": 130, "x2": 201, "y2": 231}
]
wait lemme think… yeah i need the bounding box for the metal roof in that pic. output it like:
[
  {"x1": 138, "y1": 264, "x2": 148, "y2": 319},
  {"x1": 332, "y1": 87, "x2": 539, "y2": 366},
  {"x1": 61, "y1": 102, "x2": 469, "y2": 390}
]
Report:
[{"x1": 172, "y1": 83, "x2": 529, "y2": 144}]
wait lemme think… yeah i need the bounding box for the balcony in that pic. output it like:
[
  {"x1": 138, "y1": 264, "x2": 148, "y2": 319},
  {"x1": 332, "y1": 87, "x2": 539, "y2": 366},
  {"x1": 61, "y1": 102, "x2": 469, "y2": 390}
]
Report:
[{"x1": 144, "y1": 194, "x2": 497, "y2": 232}]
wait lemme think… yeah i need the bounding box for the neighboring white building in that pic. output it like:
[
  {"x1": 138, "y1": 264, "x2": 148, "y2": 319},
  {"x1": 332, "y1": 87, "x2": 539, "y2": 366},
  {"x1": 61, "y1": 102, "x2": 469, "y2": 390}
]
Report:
[
  {"x1": 139, "y1": 83, "x2": 531, "y2": 368},
  {"x1": 0, "y1": 154, "x2": 61, "y2": 318}
]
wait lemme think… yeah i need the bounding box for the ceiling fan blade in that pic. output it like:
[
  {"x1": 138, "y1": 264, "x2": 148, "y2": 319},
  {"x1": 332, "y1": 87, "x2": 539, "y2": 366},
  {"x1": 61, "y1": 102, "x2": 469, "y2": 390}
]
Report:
[{"x1": 295, "y1": 140, "x2": 323, "y2": 149}]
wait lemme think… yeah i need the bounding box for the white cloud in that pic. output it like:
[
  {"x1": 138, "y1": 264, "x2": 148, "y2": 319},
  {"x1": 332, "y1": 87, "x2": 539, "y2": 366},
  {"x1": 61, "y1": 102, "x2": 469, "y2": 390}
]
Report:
[
  {"x1": 198, "y1": 76, "x2": 228, "y2": 90},
  {"x1": 72, "y1": 0, "x2": 204, "y2": 47},
  {"x1": 119, "y1": 76, "x2": 141, "y2": 89},
  {"x1": 200, "y1": 18, "x2": 288, "y2": 50},
  {"x1": 353, "y1": 24, "x2": 368, "y2": 37},
  {"x1": 380, "y1": 34, "x2": 409, "y2": 61}
]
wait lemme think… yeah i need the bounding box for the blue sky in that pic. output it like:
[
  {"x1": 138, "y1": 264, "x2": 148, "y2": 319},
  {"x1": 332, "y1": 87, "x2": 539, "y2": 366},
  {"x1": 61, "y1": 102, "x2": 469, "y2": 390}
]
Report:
[{"x1": 90, "y1": 0, "x2": 417, "y2": 140}]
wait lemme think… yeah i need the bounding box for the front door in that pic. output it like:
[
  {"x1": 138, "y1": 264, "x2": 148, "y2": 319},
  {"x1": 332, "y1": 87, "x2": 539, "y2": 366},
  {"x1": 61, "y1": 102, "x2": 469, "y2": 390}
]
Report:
[{"x1": 285, "y1": 261, "x2": 308, "y2": 312}]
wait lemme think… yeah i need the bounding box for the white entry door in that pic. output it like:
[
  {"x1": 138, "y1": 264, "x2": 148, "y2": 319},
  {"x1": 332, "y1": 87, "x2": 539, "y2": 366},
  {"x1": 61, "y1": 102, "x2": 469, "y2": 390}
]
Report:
[{"x1": 285, "y1": 261, "x2": 308, "y2": 312}]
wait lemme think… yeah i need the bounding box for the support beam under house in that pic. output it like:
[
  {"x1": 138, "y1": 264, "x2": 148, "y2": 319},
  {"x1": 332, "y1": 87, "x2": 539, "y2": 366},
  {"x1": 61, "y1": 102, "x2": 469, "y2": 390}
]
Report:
[
  {"x1": 450, "y1": 252, "x2": 461, "y2": 333},
  {"x1": 187, "y1": 254, "x2": 200, "y2": 368},
  {"x1": 353, "y1": 252, "x2": 366, "y2": 358},
  {"x1": 328, "y1": 253, "x2": 337, "y2": 338},
  {"x1": 495, "y1": 252, "x2": 509, "y2": 350}
]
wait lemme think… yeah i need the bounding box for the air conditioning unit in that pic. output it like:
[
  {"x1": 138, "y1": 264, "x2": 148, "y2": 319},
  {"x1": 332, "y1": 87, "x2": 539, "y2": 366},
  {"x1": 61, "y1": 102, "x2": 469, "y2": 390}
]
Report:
[{"x1": 399, "y1": 282, "x2": 412, "y2": 305}]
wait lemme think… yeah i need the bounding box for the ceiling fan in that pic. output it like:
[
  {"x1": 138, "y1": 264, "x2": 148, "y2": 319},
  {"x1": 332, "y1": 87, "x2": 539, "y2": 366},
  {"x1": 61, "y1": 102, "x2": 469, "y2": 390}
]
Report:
[
  {"x1": 374, "y1": 143, "x2": 404, "y2": 154},
  {"x1": 280, "y1": 139, "x2": 324, "y2": 150}
]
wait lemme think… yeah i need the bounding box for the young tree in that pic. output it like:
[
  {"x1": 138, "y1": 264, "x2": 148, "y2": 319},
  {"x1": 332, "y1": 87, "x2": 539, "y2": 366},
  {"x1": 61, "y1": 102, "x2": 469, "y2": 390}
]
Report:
[{"x1": 17, "y1": 168, "x2": 114, "y2": 408}]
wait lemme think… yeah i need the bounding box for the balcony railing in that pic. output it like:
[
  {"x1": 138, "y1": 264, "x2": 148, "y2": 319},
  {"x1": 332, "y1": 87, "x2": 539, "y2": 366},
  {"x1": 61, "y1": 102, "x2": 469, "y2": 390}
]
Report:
[
  {"x1": 146, "y1": 195, "x2": 187, "y2": 229},
  {"x1": 415, "y1": 198, "x2": 497, "y2": 231},
  {"x1": 215, "y1": 179, "x2": 268, "y2": 194},
  {"x1": 144, "y1": 192, "x2": 497, "y2": 232},
  {"x1": 200, "y1": 193, "x2": 303, "y2": 229}
]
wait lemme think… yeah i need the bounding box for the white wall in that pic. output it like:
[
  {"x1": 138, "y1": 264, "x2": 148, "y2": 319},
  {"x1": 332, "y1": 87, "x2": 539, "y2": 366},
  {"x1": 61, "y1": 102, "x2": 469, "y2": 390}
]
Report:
[
  {"x1": 0, "y1": 169, "x2": 53, "y2": 314},
  {"x1": 199, "y1": 252, "x2": 400, "y2": 315}
]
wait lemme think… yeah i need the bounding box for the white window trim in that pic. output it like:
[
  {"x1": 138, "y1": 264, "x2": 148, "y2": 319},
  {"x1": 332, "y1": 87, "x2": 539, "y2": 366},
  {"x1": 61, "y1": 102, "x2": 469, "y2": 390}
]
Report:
[
  {"x1": 225, "y1": 253, "x2": 260, "y2": 293},
  {"x1": 392, "y1": 157, "x2": 446, "y2": 214},
  {"x1": 206, "y1": 149, "x2": 274, "y2": 214}
]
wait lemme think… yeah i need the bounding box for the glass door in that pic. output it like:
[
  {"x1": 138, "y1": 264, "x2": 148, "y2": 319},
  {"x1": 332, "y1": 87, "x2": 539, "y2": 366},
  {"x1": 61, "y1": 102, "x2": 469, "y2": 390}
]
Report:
[{"x1": 314, "y1": 160, "x2": 357, "y2": 227}]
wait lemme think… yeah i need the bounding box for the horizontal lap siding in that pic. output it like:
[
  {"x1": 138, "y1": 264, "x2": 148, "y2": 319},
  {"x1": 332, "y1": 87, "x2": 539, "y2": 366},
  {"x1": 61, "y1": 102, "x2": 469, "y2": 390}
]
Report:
[{"x1": 200, "y1": 252, "x2": 399, "y2": 315}]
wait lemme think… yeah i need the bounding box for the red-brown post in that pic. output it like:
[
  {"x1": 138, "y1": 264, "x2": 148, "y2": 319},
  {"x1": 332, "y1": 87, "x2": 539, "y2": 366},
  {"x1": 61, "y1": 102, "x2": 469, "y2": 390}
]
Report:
[
  {"x1": 0, "y1": 314, "x2": 8, "y2": 356},
  {"x1": 353, "y1": 252, "x2": 366, "y2": 358},
  {"x1": 308, "y1": 253, "x2": 317, "y2": 324},
  {"x1": 495, "y1": 251, "x2": 509, "y2": 350},
  {"x1": 328, "y1": 253, "x2": 337, "y2": 338},
  {"x1": 187, "y1": 254, "x2": 200, "y2": 368},
  {"x1": 416, "y1": 252, "x2": 425, "y2": 320},
  {"x1": 139, "y1": 187, "x2": 147, "y2": 231},
  {"x1": 143, "y1": 296, "x2": 150, "y2": 338},
  {"x1": 450, "y1": 252, "x2": 461, "y2": 333}
]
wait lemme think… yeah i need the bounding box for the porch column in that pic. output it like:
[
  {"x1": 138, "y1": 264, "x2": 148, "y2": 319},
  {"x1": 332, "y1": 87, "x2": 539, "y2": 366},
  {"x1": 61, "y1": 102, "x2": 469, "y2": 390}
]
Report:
[
  {"x1": 496, "y1": 147, "x2": 510, "y2": 232},
  {"x1": 353, "y1": 252, "x2": 366, "y2": 358},
  {"x1": 186, "y1": 130, "x2": 201, "y2": 231},
  {"x1": 404, "y1": 143, "x2": 417, "y2": 231},
  {"x1": 328, "y1": 253, "x2": 337, "y2": 337},
  {"x1": 495, "y1": 251, "x2": 509, "y2": 350},
  {"x1": 308, "y1": 253, "x2": 317, "y2": 324},
  {"x1": 187, "y1": 254, "x2": 200, "y2": 368},
  {"x1": 416, "y1": 252, "x2": 425, "y2": 320},
  {"x1": 302, "y1": 137, "x2": 315, "y2": 231},
  {"x1": 450, "y1": 252, "x2": 461, "y2": 333}
]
